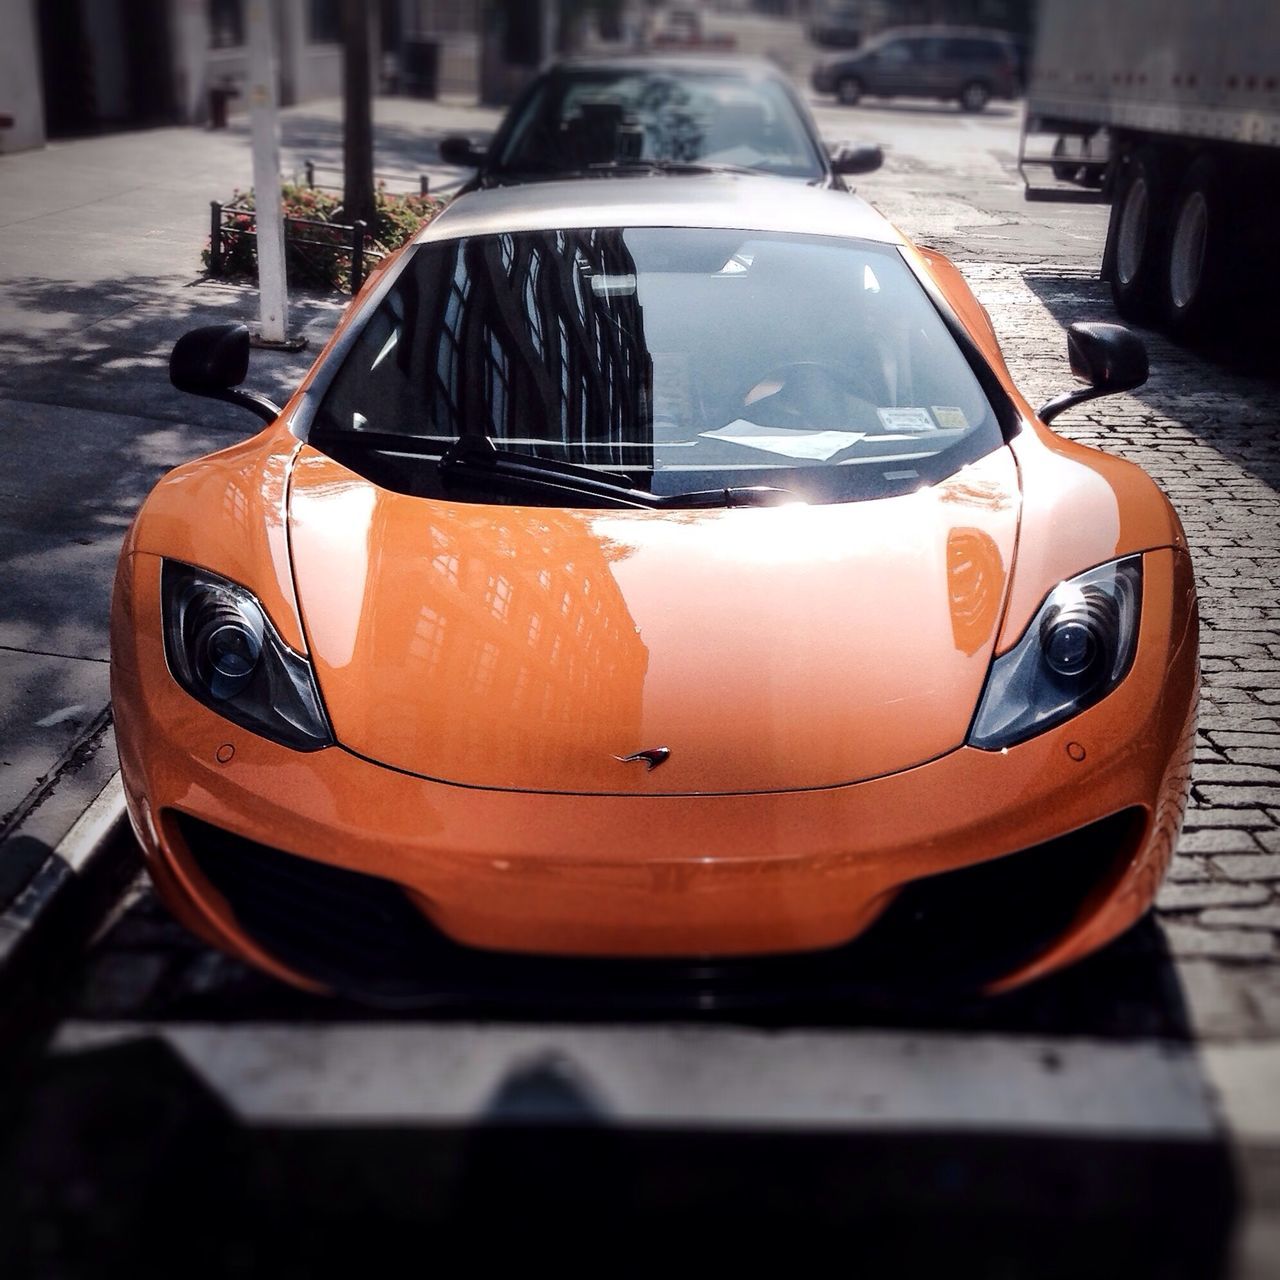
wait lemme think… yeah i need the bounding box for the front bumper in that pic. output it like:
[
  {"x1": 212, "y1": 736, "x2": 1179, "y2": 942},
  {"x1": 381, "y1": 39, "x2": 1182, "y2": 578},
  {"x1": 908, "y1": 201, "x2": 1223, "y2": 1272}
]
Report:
[
  {"x1": 169, "y1": 807, "x2": 1146, "y2": 1006},
  {"x1": 111, "y1": 548, "x2": 1198, "y2": 997}
]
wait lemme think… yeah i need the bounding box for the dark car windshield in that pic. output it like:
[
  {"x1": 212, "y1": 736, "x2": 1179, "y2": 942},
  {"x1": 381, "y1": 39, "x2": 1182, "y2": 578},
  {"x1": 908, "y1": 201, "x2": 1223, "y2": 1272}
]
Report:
[
  {"x1": 310, "y1": 227, "x2": 1005, "y2": 506},
  {"x1": 491, "y1": 69, "x2": 826, "y2": 180}
]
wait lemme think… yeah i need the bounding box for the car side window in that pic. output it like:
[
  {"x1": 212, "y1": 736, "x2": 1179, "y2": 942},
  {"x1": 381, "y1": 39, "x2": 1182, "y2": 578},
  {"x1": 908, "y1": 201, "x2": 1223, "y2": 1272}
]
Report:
[
  {"x1": 877, "y1": 41, "x2": 913, "y2": 65},
  {"x1": 952, "y1": 38, "x2": 995, "y2": 61}
]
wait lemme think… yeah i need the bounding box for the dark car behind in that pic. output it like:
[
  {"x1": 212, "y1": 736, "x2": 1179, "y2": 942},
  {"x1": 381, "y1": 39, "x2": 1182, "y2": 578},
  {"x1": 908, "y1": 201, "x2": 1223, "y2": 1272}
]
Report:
[
  {"x1": 812, "y1": 26, "x2": 1019, "y2": 112},
  {"x1": 440, "y1": 56, "x2": 882, "y2": 192}
]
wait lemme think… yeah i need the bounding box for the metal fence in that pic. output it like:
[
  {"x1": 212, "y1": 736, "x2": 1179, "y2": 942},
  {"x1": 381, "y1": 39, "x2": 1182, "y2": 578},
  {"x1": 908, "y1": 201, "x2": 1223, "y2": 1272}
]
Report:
[
  {"x1": 207, "y1": 197, "x2": 373, "y2": 292},
  {"x1": 300, "y1": 158, "x2": 432, "y2": 198},
  {"x1": 206, "y1": 162, "x2": 434, "y2": 293}
]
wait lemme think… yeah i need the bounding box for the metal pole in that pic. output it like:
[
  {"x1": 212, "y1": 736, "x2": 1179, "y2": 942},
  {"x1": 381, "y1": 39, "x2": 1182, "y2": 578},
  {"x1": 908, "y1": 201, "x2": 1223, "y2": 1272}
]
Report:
[
  {"x1": 209, "y1": 201, "x2": 223, "y2": 275},
  {"x1": 419, "y1": 174, "x2": 429, "y2": 197},
  {"x1": 351, "y1": 219, "x2": 366, "y2": 293},
  {"x1": 247, "y1": 0, "x2": 291, "y2": 345}
]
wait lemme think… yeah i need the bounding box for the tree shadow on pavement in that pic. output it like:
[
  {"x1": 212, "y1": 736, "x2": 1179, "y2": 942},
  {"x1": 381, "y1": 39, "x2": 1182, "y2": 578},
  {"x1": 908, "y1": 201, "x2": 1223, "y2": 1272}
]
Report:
[
  {"x1": 0, "y1": 271, "x2": 340, "y2": 654},
  {"x1": 0, "y1": 272, "x2": 342, "y2": 814},
  {"x1": 0, "y1": 271, "x2": 340, "y2": 426}
]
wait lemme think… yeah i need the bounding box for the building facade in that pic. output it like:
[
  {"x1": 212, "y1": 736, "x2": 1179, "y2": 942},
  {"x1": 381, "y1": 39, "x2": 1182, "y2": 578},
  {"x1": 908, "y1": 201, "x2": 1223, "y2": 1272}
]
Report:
[{"x1": 0, "y1": 0, "x2": 369, "y2": 152}]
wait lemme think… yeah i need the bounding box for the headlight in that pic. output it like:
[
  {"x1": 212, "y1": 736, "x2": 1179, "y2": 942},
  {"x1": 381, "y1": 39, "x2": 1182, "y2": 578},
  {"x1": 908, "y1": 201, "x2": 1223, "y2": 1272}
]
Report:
[
  {"x1": 968, "y1": 556, "x2": 1142, "y2": 750},
  {"x1": 161, "y1": 561, "x2": 333, "y2": 751}
]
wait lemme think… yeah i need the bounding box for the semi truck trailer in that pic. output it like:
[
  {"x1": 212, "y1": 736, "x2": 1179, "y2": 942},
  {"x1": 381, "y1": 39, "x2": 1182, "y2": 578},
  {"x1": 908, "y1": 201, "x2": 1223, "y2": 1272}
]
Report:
[{"x1": 1020, "y1": 0, "x2": 1280, "y2": 338}]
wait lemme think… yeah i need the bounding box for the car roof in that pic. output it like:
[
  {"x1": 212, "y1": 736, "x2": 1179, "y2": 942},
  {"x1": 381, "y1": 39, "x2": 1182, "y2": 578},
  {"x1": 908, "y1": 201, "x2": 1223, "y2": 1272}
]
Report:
[
  {"x1": 418, "y1": 175, "x2": 902, "y2": 246},
  {"x1": 549, "y1": 54, "x2": 793, "y2": 81}
]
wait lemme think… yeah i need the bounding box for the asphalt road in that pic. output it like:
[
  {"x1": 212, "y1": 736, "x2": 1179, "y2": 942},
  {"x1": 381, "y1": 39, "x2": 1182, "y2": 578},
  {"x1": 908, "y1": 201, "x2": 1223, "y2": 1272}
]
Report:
[{"x1": 2, "y1": 74, "x2": 1279, "y2": 1277}]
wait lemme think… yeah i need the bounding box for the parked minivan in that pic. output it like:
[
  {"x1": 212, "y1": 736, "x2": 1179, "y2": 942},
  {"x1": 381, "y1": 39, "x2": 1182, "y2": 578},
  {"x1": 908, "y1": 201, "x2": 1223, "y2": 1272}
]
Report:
[{"x1": 812, "y1": 26, "x2": 1019, "y2": 112}]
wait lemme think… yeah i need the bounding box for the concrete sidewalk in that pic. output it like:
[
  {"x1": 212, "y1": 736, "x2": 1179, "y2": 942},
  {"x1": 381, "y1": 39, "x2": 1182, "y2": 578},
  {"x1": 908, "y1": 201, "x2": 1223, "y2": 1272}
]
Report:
[{"x1": 0, "y1": 96, "x2": 499, "y2": 864}]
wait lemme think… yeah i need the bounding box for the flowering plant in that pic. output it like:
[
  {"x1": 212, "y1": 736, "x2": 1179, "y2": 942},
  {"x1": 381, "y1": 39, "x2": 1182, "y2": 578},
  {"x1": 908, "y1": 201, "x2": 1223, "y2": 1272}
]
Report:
[{"x1": 202, "y1": 183, "x2": 444, "y2": 292}]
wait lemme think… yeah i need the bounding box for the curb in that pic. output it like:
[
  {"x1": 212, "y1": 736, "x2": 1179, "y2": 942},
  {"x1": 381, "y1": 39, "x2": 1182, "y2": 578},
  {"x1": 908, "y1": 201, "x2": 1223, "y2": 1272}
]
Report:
[{"x1": 0, "y1": 772, "x2": 128, "y2": 981}]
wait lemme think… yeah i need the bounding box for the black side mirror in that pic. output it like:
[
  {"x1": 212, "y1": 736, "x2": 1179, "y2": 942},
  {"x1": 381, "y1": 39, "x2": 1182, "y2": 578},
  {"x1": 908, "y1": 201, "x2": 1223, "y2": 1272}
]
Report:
[
  {"x1": 1038, "y1": 322, "x2": 1148, "y2": 424},
  {"x1": 830, "y1": 143, "x2": 883, "y2": 176},
  {"x1": 439, "y1": 134, "x2": 487, "y2": 167},
  {"x1": 170, "y1": 323, "x2": 282, "y2": 425}
]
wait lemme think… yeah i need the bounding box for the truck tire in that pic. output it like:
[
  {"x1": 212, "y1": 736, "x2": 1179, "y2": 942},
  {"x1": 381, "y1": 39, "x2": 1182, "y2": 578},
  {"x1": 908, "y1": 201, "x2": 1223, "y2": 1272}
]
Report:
[
  {"x1": 837, "y1": 75, "x2": 863, "y2": 106},
  {"x1": 1108, "y1": 147, "x2": 1171, "y2": 322},
  {"x1": 1164, "y1": 154, "x2": 1225, "y2": 340}
]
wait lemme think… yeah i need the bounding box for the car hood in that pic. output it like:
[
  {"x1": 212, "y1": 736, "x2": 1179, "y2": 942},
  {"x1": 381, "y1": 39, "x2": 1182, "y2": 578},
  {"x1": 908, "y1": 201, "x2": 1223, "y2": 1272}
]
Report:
[{"x1": 288, "y1": 446, "x2": 1020, "y2": 794}]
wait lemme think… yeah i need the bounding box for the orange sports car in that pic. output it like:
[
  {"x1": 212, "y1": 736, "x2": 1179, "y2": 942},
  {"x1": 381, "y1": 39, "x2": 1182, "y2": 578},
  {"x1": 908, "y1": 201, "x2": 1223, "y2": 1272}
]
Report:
[{"x1": 110, "y1": 177, "x2": 1198, "y2": 1005}]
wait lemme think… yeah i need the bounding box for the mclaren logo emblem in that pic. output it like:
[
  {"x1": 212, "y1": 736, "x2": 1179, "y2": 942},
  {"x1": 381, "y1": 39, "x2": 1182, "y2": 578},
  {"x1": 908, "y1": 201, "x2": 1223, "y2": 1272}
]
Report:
[{"x1": 614, "y1": 747, "x2": 671, "y2": 771}]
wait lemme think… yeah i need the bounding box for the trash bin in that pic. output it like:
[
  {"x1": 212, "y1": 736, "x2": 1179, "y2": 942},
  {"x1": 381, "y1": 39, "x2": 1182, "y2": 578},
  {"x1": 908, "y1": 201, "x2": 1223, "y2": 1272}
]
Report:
[{"x1": 402, "y1": 39, "x2": 440, "y2": 99}]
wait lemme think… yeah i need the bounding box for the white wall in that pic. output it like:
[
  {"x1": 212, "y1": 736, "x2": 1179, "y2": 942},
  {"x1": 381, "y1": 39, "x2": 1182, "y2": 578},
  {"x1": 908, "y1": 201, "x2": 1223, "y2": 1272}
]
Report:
[
  {"x1": 0, "y1": 0, "x2": 46, "y2": 152},
  {"x1": 295, "y1": 44, "x2": 344, "y2": 101}
]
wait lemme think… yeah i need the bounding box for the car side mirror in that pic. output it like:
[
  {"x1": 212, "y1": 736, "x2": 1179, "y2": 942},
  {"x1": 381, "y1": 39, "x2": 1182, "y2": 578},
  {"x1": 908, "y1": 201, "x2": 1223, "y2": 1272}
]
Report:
[
  {"x1": 170, "y1": 323, "x2": 282, "y2": 426},
  {"x1": 1038, "y1": 322, "x2": 1148, "y2": 424},
  {"x1": 439, "y1": 134, "x2": 487, "y2": 167},
  {"x1": 830, "y1": 143, "x2": 883, "y2": 176}
]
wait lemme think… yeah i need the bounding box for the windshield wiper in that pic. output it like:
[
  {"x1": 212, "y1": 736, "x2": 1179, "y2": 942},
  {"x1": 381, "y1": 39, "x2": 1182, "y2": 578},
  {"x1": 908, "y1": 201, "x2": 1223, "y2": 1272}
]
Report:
[
  {"x1": 310, "y1": 427, "x2": 795, "y2": 508},
  {"x1": 582, "y1": 159, "x2": 762, "y2": 178},
  {"x1": 439, "y1": 434, "x2": 795, "y2": 509}
]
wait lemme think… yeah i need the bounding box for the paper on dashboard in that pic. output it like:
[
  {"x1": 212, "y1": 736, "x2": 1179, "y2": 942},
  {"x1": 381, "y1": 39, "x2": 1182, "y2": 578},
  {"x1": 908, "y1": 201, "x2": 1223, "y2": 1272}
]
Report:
[{"x1": 699, "y1": 419, "x2": 866, "y2": 462}]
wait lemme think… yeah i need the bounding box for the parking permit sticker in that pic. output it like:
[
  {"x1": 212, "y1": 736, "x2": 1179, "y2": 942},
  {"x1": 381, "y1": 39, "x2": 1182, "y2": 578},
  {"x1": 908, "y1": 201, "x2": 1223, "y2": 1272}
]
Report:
[
  {"x1": 877, "y1": 407, "x2": 936, "y2": 433},
  {"x1": 932, "y1": 406, "x2": 969, "y2": 430}
]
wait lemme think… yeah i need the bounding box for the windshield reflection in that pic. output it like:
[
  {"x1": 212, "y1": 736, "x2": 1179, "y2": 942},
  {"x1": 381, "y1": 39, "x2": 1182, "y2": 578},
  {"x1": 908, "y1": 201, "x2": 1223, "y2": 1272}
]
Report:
[
  {"x1": 343, "y1": 228, "x2": 655, "y2": 475},
  {"x1": 313, "y1": 228, "x2": 1006, "y2": 506},
  {"x1": 495, "y1": 70, "x2": 823, "y2": 178}
]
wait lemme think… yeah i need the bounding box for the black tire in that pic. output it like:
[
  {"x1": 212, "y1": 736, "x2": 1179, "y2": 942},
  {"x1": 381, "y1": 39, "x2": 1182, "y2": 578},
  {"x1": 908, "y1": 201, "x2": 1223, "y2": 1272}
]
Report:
[
  {"x1": 1164, "y1": 154, "x2": 1227, "y2": 340},
  {"x1": 959, "y1": 80, "x2": 990, "y2": 112},
  {"x1": 1108, "y1": 147, "x2": 1171, "y2": 322},
  {"x1": 836, "y1": 75, "x2": 863, "y2": 106}
]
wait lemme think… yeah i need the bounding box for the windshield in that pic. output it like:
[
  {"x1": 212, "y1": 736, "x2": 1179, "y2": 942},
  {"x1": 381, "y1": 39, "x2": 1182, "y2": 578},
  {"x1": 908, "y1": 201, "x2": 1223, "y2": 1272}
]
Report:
[
  {"x1": 311, "y1": 227, "x2": 1005, "y2": 506},
  {"x1": 491, "y1": 69, "x2": 826, "y2": 180}
]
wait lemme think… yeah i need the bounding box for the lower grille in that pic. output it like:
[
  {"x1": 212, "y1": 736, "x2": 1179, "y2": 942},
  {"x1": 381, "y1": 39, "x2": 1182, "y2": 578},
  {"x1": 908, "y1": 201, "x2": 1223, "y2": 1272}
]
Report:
[
  {"x1": 856, "y1": 808, "x2": 1145, "y2": 987},
  {"x1": 173, "y1": 808, "x2": 1145, "y2": 1008}
]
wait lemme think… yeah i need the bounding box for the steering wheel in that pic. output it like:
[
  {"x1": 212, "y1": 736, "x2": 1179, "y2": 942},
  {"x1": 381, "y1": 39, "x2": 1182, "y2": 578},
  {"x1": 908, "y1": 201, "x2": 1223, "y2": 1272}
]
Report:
[{"x1": 741, "y1": 361, "x2": 878, "y2": 430}]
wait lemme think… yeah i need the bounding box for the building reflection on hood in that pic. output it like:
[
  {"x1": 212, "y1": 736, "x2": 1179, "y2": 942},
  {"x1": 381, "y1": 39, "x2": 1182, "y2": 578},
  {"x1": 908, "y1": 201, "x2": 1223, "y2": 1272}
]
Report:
[{"x1": 405, "y1": 504, "x2": 649, "y2": 777}]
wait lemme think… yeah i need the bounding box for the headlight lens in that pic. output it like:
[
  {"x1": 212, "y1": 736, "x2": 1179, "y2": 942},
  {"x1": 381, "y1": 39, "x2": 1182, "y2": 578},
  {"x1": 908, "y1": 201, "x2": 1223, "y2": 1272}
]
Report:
[
  {"x1": 968, "y1": 555, "x2": 1142, "y2": 750},
  {"x1": 161, "y1": 561, "x2": 333, "y2": 751}
]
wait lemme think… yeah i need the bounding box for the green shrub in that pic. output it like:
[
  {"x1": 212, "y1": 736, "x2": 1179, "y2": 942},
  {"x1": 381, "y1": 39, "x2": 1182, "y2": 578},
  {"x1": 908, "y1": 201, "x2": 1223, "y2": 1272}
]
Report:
[{"x1": 203, "y1": 183, "x2": 444, "y2": 292}]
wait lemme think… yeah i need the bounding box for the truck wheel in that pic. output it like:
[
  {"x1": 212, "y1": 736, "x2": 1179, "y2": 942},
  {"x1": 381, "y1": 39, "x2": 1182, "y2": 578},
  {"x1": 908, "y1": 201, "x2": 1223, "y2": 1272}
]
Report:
[
  {"x1": 1165, "y1": 155, "x2": 1225, "y2": 340},
  {"x1": 837, "y1": 75, "x2": 863, "y2": 106},
  {"x1": 1109, "y1": 148, "x2": 1170, "y2": 322},
  {"x1": 959, "y1": 81, "x2": 990, "y2": 112}
]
